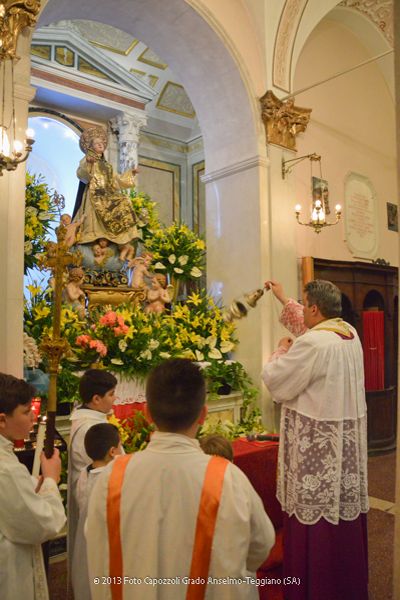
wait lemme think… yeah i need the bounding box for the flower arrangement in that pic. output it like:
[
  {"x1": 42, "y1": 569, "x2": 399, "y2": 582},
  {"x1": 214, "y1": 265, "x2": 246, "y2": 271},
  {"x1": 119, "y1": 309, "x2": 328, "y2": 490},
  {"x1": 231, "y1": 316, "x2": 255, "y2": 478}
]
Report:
[
  {"x1": 160, "y1": 291, "x2": 237, "y2": 362},
  {"x1": 129, "y1": 189, "x2": 161, "y2": 241},
  {"x1": 24, "y1": 172, "x2": 64, "y2": 273},
  {"x1": 108, "y1": 412, "x2": 155, "y2": 453},
  {"x1": 145, "y1": 222, "x2": 205, "y2": 282}
]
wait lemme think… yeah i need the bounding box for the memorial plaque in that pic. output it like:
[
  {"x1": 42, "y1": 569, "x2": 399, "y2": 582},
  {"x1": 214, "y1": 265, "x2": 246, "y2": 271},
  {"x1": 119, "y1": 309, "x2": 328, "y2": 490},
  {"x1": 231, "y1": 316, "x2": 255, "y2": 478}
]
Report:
[{"x1": 344, "y1": 172, "x2": 378, "y2": 258}]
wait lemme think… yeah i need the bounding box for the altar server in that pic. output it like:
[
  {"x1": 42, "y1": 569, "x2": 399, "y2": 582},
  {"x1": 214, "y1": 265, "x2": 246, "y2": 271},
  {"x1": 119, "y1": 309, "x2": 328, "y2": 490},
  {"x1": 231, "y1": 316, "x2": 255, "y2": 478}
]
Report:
[
  {"x1": 71, "y1": 423, "x2": 122, "y2": 600},
  {"x1": 67, "y1": 369, "x2": 117, "y2": 575},
  {"x1": 263, "y1": 279, "x2": 369, "y2": 600},
  {"x1": 87, "y1": 358, "x2": 275, "y2": 600},
  {"x1": 0, "y1": 373, "x2": 66, "y2": 600}
]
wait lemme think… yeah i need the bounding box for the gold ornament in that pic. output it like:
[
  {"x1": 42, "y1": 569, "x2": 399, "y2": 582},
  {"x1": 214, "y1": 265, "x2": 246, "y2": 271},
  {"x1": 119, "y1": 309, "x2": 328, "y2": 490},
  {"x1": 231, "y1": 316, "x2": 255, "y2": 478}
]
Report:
[{"x1": 0, "y1": 1, "x2": 41, "y2": 61}]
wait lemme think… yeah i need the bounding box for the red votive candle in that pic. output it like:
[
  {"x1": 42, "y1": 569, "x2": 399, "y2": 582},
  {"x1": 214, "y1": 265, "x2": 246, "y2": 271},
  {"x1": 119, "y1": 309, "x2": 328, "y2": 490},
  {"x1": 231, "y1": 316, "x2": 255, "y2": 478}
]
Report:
[{"x1": 31, "y1": 397, "x2": 41, "y2": 423}]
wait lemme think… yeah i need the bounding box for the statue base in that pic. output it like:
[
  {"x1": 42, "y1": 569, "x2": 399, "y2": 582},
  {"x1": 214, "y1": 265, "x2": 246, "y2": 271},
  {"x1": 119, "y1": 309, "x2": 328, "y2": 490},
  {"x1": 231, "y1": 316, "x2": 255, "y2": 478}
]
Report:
[{"x1": 84, "y1": 285, "x2": 146, "y2": 310}]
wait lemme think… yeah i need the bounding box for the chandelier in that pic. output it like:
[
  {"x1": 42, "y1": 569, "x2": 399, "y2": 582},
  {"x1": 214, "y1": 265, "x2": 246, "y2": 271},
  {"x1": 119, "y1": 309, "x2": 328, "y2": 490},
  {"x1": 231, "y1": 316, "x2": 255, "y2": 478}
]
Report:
[
  {"x1": 0, "y1": 1, "x2": 40, "y2": 176},
  {"x1": 282, "y1": 152, "x2": 342, "y2": 234}
]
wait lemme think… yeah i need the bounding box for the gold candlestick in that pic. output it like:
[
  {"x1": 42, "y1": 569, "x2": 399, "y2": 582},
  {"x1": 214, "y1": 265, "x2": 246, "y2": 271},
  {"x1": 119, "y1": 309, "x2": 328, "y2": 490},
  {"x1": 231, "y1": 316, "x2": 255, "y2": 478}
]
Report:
[{"x1": 38, "y1": 227, "x2": 82, "y2": 457}]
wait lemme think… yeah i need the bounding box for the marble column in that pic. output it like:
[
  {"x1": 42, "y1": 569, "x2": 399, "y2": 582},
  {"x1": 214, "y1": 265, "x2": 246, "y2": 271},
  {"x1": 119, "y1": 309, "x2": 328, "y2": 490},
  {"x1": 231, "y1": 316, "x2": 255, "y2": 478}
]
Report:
[
  {"x1": 110, "y1": 111, "x2": 147, "y2": 173},
  {"x1": 0, "y1": 35, "x2": 36, "y2": 376}
]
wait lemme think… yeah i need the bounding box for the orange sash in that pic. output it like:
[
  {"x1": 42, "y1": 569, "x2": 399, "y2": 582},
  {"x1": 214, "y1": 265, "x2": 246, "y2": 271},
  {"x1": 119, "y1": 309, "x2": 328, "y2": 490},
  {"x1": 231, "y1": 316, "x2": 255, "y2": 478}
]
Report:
[
  {"x1": 186, "y1": 456, "x2": 229, "y2": 600},
  {"x1": 106, "y1": 453, "x2": 228, "y2": 600},
  {"x1": 107, "y1": 454, "x2": 133, "y2": 600}
]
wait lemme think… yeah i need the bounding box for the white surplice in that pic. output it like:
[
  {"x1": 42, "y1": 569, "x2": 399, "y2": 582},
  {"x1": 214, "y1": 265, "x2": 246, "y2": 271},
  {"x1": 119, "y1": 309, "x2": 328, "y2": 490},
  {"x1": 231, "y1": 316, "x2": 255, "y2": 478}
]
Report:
[
  {"x1": 86, "y1": 432, "x2": 275, "y2": 600},
  {"x1": 67, "y1": 407, "x2": 108, "y2": 573},
  {"x1": 0, "y1": 435, "x2": 66, "y2": 600},
  {"x1": 262, "y1": 318, "x2": 369, "y2": 525},
  {"x1": 72, "y1": 465, "x2": 106, "y2": 600}
]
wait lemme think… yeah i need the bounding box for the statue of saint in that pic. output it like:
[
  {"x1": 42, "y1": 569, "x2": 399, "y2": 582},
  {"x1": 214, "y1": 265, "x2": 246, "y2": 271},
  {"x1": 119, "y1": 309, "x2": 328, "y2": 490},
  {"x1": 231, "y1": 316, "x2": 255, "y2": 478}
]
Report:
[{"x1": 71, "y1": 126, "x2": 139, "y2": 252}]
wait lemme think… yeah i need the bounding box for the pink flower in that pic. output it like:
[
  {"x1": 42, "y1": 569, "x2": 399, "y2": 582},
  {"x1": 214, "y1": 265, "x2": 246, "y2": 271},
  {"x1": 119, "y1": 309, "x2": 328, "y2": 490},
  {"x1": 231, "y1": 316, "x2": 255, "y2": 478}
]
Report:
[
  {"x1": 89, "y1": 339, "x2": 108, "y2": 357},
  {"x1": 117, "y1": 315, "x2": 126, "y2": 328},
  {"x1": 99, "y1": 311, "x2": 117, "y2": 326},
  {"x1": 76, "y1": 334, "x2": 92, "y2": 347},
  {"x1": 113, "y1": 324, "x2": 129, "y2": 336}
]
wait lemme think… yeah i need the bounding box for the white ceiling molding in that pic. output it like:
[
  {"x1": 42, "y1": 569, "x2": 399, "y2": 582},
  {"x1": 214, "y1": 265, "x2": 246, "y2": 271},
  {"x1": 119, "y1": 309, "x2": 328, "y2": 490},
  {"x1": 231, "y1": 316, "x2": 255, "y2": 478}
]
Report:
[{"x1": 32, "y1": 25, "x2": 156, "y2": 104}]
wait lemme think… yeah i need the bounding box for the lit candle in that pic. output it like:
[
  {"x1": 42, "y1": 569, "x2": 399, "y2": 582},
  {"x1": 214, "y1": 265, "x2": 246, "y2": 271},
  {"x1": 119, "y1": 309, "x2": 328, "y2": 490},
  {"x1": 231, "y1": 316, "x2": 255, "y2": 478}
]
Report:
[
  {"x1": 295, "y1": 204, "x2": 301, "y2": 213},
  {"x1": 31, "y1": 398, "x2": 41, "y2": 423},
  {"x1": 32, "y1": 416, "x2": 46, "y2": 478}
]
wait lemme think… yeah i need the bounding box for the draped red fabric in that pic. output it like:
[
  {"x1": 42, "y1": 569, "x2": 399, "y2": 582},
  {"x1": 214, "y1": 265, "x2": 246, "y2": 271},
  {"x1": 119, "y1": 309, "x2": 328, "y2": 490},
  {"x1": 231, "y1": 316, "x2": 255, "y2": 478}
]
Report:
[
  {"x1": 362, "y1": 311, "x2": 385, "y2": 391},
  {"x1": 113, "y1": 401, "x2": 146, "y2": 420}
]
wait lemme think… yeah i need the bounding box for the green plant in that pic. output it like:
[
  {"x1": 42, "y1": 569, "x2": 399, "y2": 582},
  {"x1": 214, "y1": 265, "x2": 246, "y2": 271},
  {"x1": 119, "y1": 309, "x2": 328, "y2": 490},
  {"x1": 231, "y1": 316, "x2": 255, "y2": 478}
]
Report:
[
  {"x1": 24, "y1": 172, "x2": 64, "y2": 273},
  {"x1": 129, "y1": 189, "x2": 161, "y2": 241},
  {"x1": 108, "y1": 412, "x2": 155, "y2": 453},
  {"x1": 145, "y1": 222, "x2": 205, "y2": 282}
]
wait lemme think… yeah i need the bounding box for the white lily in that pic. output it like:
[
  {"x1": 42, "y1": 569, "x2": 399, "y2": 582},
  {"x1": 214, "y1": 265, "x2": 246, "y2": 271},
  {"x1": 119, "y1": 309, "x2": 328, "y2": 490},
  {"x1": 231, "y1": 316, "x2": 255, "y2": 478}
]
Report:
[
  {"x1": 190, "y1": 267, "x2": 202, "y2": 277},
  {"x1": 178, "y1": 255, "x2": 189, "y2": 266}
]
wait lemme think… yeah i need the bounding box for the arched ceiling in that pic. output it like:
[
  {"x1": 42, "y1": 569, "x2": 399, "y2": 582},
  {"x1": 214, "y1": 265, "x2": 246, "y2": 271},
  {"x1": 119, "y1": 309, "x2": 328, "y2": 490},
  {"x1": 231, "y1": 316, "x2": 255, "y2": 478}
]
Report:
[{"x1": 38, "y1": 0, "x2": 263, "y2": 172}]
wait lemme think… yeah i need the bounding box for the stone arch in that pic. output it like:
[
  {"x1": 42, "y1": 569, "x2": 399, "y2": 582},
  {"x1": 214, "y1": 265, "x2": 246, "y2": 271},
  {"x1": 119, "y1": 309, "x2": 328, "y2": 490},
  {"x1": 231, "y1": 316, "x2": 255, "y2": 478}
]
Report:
[
  {"x1": 273, "y1": 0, "x2": 393, "y2": 97},
  {"x1": 38, "y1": 0, "x2": 264, "y2": 174}
]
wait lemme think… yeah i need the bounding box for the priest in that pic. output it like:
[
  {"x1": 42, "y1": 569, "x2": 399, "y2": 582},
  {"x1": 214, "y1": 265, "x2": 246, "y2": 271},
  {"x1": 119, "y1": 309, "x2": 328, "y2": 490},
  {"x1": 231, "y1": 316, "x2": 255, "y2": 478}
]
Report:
[{"x1": 262, "y1": 279, "x2": 368, "y2": 600}]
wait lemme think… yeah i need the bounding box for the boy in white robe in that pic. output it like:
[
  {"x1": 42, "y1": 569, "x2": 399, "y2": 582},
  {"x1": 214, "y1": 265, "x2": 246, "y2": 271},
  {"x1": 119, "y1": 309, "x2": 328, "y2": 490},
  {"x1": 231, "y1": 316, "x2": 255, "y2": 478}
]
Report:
[
  {"x1": 0, "y1": 373, "x2": 66, "y2": 600},
  {"x1": 72, "y1": 423, "x2": 122, "y2": 600},
  {"x1": 87, "y1": 358, "x2": 275, "y2": 600},
  {"x1": 67, "y1": 369, "x2": 118, "y2": 577}
]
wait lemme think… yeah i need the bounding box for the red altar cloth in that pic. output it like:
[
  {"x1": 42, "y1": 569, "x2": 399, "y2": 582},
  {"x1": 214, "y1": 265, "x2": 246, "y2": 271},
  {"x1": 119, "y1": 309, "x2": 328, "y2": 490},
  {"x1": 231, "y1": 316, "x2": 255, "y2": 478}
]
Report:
[
  {"x1": 113, "y1": 402, "x2": 146, "y2": 420},
  {"x1": 233, "y1": 439, "x2": 282, "y2": 529},
  {"x1": 233, "y1": 439, "x2": 283, "y2": 600}
]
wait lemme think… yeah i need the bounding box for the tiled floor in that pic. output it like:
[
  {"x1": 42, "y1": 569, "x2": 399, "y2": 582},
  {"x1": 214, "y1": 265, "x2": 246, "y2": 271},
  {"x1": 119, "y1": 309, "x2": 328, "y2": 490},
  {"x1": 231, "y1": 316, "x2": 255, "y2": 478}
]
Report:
[{"x1": 367, "y1": 451, "x2": 396, "y2": 600}]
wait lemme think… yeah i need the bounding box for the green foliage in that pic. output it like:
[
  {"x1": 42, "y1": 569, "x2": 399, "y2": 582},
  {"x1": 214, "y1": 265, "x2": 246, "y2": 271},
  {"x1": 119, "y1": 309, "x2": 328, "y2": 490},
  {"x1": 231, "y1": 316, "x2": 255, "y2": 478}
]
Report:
[
  {"x1": 24, "y1": 173, "x2": 63, "y2": 273},
  {"x1": 145, "y1": 222, "x2": 205, "y2": 281},
  {"x1": 129, "y1": 189, "x2": 161, "y2": 241},
  {"x1": 109, "y1": 412, "x2": 155, "y2": 453}
]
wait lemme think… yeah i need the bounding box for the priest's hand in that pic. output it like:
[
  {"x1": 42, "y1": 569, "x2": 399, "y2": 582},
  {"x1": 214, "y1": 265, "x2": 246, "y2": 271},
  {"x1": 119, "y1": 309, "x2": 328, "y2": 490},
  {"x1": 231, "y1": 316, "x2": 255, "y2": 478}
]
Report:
[
  {"x1": 40, "y1": 448, "x2": 62, "y2": 484},
  {"x1": 278, "y1": 337, "x2": 293, "y2": 351},
  {"x1": 264, "y1": 280, "x2": 288, "y2": 305}
]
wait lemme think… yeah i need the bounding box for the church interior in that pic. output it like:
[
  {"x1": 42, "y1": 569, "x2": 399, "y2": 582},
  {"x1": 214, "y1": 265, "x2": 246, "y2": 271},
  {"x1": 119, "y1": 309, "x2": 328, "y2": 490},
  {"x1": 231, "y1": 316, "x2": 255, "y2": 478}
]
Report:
[{"x1": 0, "y1": 0, "x2": 399, "y2": 598}]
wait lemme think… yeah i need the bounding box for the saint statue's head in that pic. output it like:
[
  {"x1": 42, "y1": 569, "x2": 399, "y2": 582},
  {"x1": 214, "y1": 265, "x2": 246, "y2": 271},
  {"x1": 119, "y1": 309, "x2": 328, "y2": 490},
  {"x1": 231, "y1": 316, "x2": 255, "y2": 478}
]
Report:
[{"x1": 79, "y1": 126, "x2": 108, "y2": 155}]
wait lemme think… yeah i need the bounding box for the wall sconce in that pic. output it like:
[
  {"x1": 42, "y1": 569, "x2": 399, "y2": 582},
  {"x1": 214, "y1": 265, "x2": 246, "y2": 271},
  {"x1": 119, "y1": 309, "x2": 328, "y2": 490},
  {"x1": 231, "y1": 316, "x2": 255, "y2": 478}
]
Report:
[
  {"x1": 0, "y1": 0, "x2": 40, "y2": 175},
  {"x1": 282, "y1": 152, "x2": 342, "y2": 234}
]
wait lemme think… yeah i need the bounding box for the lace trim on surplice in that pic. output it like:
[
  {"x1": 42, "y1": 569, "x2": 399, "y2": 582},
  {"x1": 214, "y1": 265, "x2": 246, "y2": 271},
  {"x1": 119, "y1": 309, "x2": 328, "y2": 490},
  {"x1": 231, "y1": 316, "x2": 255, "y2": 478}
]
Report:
[{"x1": 277, "y1": 407, "x2": 369, "y2": 525}]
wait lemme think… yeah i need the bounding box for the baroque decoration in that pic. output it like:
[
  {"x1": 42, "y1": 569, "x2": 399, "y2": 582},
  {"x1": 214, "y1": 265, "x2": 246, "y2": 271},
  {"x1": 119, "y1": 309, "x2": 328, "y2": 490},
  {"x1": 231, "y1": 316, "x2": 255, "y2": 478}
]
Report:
[
  {"x1": 0, "y1": 0, "x2": 41, "y2": 60},
  {"x1": 23, "y1": 134, "x2": 261, "y2": 437},
  {"x1": 260, "y1": 90, "x2": 312, "y2": 151}
]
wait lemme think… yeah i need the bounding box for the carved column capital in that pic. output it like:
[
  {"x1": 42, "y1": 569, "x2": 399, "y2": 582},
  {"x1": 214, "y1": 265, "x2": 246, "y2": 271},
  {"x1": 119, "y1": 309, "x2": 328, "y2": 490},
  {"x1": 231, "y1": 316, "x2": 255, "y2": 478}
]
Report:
[
  {"x1": 260, "y1": 90, "x2": 312, "y2": 151},
  {"x1": 110, "y1": 111, "x2": 147, "y2": 172}
]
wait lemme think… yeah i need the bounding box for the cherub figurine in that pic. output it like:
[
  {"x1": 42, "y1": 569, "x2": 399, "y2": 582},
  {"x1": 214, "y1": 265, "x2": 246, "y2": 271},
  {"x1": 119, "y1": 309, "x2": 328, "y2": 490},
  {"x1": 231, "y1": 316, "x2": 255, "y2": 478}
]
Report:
[
  {"x1": 92, "y1": 244, "x2": 107, "y2": 266},
  {"x1": 62, "y1": 267, "x2": 86, "y2": 319},
  {"x1": 129, "y1": 251, "x2": 153, "y2": 289},
  {"x1": 60, "y1": 213, "x2": 85, "y2": 248},
  {"x1": 118, "y1": 242, "x2": 136, "y2": 262},
  {"x1": 145, "y1": 274, "x2": 174, "y2": 314}
]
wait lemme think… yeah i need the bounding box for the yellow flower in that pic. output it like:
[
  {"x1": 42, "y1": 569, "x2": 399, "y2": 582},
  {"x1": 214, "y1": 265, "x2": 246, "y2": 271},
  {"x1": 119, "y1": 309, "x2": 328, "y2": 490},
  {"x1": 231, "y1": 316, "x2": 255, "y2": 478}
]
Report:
[
  {"x1": 27, "y1": 284, "x2": 42, "y2": 297},
  {"x1": 187, "y1": 292, "x2": 202, "y2": 306},
  {"x1": 193, "y1": 239, "x2": 205, "y2": 250},
  {"x1": 34, "y1": 305, "x2": 51, "y2": 319}
]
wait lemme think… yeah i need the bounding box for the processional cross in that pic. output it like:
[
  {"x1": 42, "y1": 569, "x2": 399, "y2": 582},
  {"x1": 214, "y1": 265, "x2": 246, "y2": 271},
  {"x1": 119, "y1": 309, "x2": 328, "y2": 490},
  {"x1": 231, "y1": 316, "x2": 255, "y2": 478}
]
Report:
[{"x1": 38, "y1": 226, "x2": 82, "y2": 457}]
